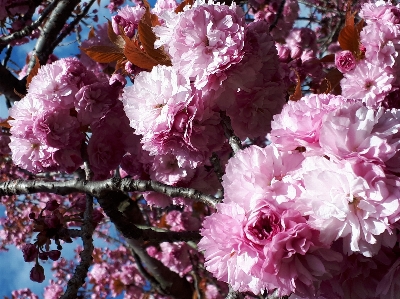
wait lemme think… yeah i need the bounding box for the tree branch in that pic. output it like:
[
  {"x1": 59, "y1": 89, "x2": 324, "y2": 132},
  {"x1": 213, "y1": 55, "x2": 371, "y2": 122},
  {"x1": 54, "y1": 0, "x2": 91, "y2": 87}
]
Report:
[
  {"x1": 126, "y1": 238, "x2": 193, "y2": 299},
  {"x1": 28, "y1": 0, "x2": 80, "y2": 72},
  {"x1": 220, "y1": 111, "x2": 243, "y2": 154},
  {"x1": 0, "y1": 177, "x2": 221, "y2": 208},
  {"x1": 60, "y1": 194, "x2": 94, "y2": 299},
  {"x1": 96, "y1": 190, "x2": 202, "y2": 243},
  {"x1": 50, "y1": 0, "x2": 96, "y2": 50},
  {"x1": 269, "y1": 0, "x2": 286, "y2": 31},
  {"x1": 0, "y1": 63, "x2": 26, "y2": 102},
  {"x1": 0, "y1": 0, "x2": 61, "y2": 45}
]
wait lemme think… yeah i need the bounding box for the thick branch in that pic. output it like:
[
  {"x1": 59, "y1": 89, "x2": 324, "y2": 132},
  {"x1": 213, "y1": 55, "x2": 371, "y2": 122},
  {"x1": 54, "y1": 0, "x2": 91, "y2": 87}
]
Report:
[
  {"x1": 97, "y1": 190, "x2": 202, "y2": 243},
  {"x1": 0, "y1": 64, "x2": 26, "y2": 102},
  {"x1": 0, "y1": 0, "x2": 61, "y2": 45},
  {"x1": 50, "y1": 0, "x2": 96, "y2": 50},
  {"x1": 60, "y1": 195, "x2": 94, "y2": 299},
  {"x1": 127, "y1": 238, "x2": 193, "y2": 299},
  {"x1": 0, "y1": 178, "x2": 221, "y2": 208},
  {"x1": 28, "y1": 0, "x2": 80, "y2": 71}
]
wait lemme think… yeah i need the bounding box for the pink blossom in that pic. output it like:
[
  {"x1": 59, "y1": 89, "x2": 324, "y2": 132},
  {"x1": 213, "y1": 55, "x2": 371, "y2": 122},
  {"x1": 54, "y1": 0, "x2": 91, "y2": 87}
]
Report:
[
  {"x1": 122, "y1": 65, "x2": 223, "y2": 167},
  {"x1": 9, "y1": 137, "x2": 58, "y2": 173},
  {"x1": 122, "y1": 65, "x2": 192, "y2": 139},
  {"x1": 199, "y1": 201, "x2": 341, "y2": 296},
  {"x1": 270, "y1": 93, "x2": 351, "y2": 153},
  {"x1": 297, "y1": 156, "x2": 398, "y2": 257},
  {"x1": 9, "y1": 94, "x2": 43, "y2": 139},
  {"x1": 22, "y1": 243, "x2": 38, "y2": 262},
  {"x1": 53, "y1": 148, "x2": 83, "y2": 174},
  {"x1": 320, "y1": 102, "x2": 400, "y2": 166},
  {"x1": 43, "y1": 280, "x2": 63, "y2": 299},
  {"x1": 27, "y1": 58, "x2": 95, "y2": 110},
  {"x1": 33, "y1": 108, "x2": 84, "y2": 148},
  {"x1": 198, "y1": 202, "x2": 267, "y2": 293},
  {"x1": 152, "y1": 0, "x2": 177, "y2": 16},
  {"x1": 222, "y1": 145, "x2": 304, "y2": 211},
  {"x1": 149, "y1": 154, "x2": 196, "y2": 185},
  {"x1": 341, "y1": 60, "x2": 394, "y2": 108},
  {"x1": 335, "y1": 50, "x2": 357, "y2": 73},
  {"x1": 154, "y1": 2, "x2": 245, "y2": 85},
  {"x1": 87, "y1": 130, "x2": 124, "y2": 179},
  {"x1": 75, "y1": 81, "x2": 120, "y2": 126}
]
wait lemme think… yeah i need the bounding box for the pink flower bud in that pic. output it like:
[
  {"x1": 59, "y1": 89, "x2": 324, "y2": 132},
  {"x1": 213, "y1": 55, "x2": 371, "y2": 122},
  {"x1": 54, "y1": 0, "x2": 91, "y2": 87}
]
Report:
[
  {"x1": 47, "y1": 250, "x2": 61, "y2": 261},
  {"x1": 39, "y1": 252, "x2": 48, "y2": 260},
  {"x1": 45, "y1": 199, "x2": 59, "y2": 212},
  {"x1": 22, "y1": 244, "x2": 38, "y2": 262},
  {"x1": 335, "y1": 50, "x2": 356, "y2": 73},
  {"x1": 112, "y1": 15, "x2": 126, "y2": 35},
  {"x1": 30, "y1": 264, "x2": 45, "y2": 283}
]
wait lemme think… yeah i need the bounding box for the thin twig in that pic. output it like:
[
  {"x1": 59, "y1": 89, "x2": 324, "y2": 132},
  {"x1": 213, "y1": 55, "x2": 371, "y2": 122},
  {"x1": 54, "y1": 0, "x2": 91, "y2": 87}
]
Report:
[
  {"x1": 2, "y1": 45, "x2": 13, "y2": 66},
  {"x1": 210, "y1": 152, "x2": 224, "y2": 184},
  {"x1": 0, "y1": 0, "x2": 61, "y2": 45},
  {"x1": 269, "y1": 0, "x2": 286, "y2": 31},
  {"x1": 60, "y1": 194, "x2": 94, "y2": 299},
  {"x1": 220, "y1": 111, "x2": 243, "y2": 154},
  {"x1": 50, "y1": 0, "x2": 96, "y2": 50}
]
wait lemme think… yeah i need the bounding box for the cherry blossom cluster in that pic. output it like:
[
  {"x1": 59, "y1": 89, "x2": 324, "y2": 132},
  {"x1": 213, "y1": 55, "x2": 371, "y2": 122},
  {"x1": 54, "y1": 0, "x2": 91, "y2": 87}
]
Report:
[
  {"x1": 8, "y1": 57, "x2": 138, "y2": 178},
  {"x1": 200, "y1": 97, "x2": 400, "y2": 298},
  {"x1": 336, "y1": 1, "x2": 400, "y2": 108},
  {"x1": 199, "y1": 3, "x2": 400, "y2": 298},
  {"x1": 122, "y1": 0, "x2": 286, "y2": 174}
]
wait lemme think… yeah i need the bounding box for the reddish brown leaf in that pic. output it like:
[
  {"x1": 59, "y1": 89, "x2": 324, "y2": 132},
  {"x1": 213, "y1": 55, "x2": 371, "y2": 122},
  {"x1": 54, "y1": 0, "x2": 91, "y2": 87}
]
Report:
[
  {"x1": 338, "y1": 25, "x2": 359, "y2": 54},
  {"x1": 175, "y1": 0, "x2": 194, "y2": 13},
  {"x1": 338, "y1": 2, "x2": 364, "y2": 57},
  {"x1": 289, "y1": 71, "x2": 302, "y2": 101},
  {"x1": 0, "y1": 116, "x2": 13, "y2": 129},
  {"x1": 115, "y1": 58, "x2": 126, "y2": 73},
  {"x1": 138, "y1": 20, "x2": 172, "y2": 66},
  {"x1": 88, "y1": 27, "x2": 96, "y2": 40},
  {"x1": 319, "y1": 68, "x2": 343, "y2": 95},
  {"x1": 107, "y1": 20, "x2": 125, "y2": 49},
  {"x1": 123, "y1": 39, "x2": 158, "y2": 70},
  {"x1": 319, "y1": 54, "x2": 335, "y2": 63},
  {"x1": 96, "y1": 0, "x2": 101, "y2": 5},
  {"x1": 81, "y1": 45, "x2": 124, "y2": 63},
  {"x1": 158, "y1": 214, "x2": 170, "y2": 229},
  {"x1": 26, "y1": 55, "x2": 41, "y2": 88},
  {"x1": 111, "y1": 279, "x2": 125, "y2": 296}
]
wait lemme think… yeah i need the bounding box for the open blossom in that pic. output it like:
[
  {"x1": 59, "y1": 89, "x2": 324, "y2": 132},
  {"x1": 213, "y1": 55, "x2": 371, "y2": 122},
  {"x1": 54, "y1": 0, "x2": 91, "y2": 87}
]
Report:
[
  {"x1": 341, "y1": 60, "x2": 394, "y2": 108},
  {"x1": 222, "y1": 144, "x2": 304, "y2": 212},
  {"x1": 75, "y1": 81, "x2": 120, "y2": 126},
  {"x1": 111, "y1": 5, "x2": 145, "y2": 36},
  {"x1": 297, "y1": 156, "x2": 398, "y2": 257},
  {"x1": 27, "y1": 58, "x2": 96, "y2": 110},
  {"x1": 154, "y1": 1, "x2": 245, "y2": 85},
  {"x1": 270, "y1": 93, "x2": 350, "y2": 153},
  {"x1": 33, "y1": 108, "x2": 84, "y2": 148},
  {"x1": 9, "y1": 137, "x2": 58, "y2": 173},
  {"x1": 335, "y1": 50, "x2": 357, "y2": 73},
  {"x1": 122, "y1": 65, "x2": 224, "y2": 167},
  {"x1": 199, "y1": 201, "x2": 341, "y2": 296},
  {"x1": 320, "y1": 102, "x2": 400, "y2": 167}
]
